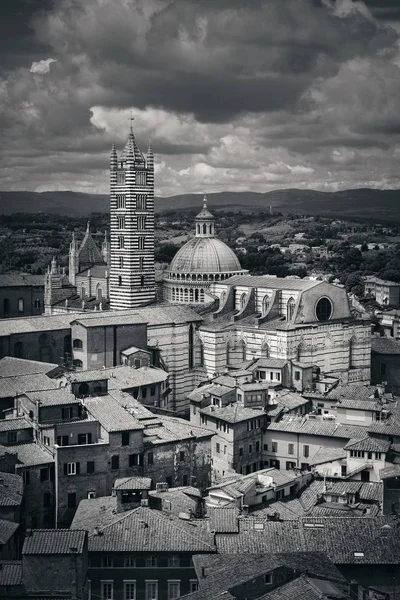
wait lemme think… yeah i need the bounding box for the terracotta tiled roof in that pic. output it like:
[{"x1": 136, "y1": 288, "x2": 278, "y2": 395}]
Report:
[
  {"x1": 372, "y1": 337, "x2": 400, "y2": 355},
  {"x1": 0, "y1": 357, "x2": 58, "y2": 377},
  {"x1": 113, "y1": 477, "x2": 152, "y2": 491},
  {"x1": 25, "y1": 388, "x2": 82, "y2": 407},
  {"x1": 22, "y1": 529, "x2": 87, "y2": 555},
  {"x1": 0, "y1": 561, "x2": 22, "y2": 586},
  {"x1": 309, "y1": 446, "x2": 347, "y2": 466},
  {"x1": 222, "y1": 275, "x2": 321, "y2": 291},
  {"x1": 207, "y1": 507, "x2": 239, "y2": 533},
  {"x1": 0, "y1": 418, "x2": 32, "y2": 432},
  {"x1": 260, "y1": 575, "x2": 349, "y2": 600},
  {"x1": 0, "y1": 274, "x2": 44, "y2": 287},
  {"x1": 84, "y1": 396, "x2": 144, "y2": 432},
  {"x1": 14, "y1": 442, "x2": 54, "y2": 467},
  {"x1": 0, "y1": 519, "x2": 19, "y2": 545},
  {"x1": 88, "y1": 506, "x2": 216, "y2": 553},
  {"x1": 216, "y1": 517, "x2": 400, "y2": 564},
  {"x1": 0, "y1": 472, "x2": 23, "y2": 507},
  {"x1": 344, "y1": 437, "x2": 390, "y2": 453},
  {"x1": 380, "y1": 464, "x2": 400, "y2": 479},
  {"x1": 70, "y1": 496, "x2": 118, "y2": 532}
]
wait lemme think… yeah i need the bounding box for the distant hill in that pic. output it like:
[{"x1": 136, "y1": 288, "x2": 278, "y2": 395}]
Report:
[{"x1": 1, "y1": 188, "x2": 400, "y2": 222}]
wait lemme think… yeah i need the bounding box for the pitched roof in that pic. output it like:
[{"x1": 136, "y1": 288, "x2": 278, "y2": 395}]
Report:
[
  {"x1": 0, "y1": 373, "x2": 59, "y2": 399},
  {"x1": 73, "y1": 313, "x2": 148, "y2": 328},
  {"x1": 201, "y1": 403, "x2": 266, "y2": 424},
  {"x1": 368, "y1": 418, "x2": 400, "y2": 437},
  {"x1": 0, "y1": 561, "x2": 22, "y2": 586},
  {"x1": 336, "y1": 398, "x2": 387, "y2": 411},
  {"x1": 207, "y1": 507, "x2": 239, "y2": 533},
  {"x1": 249, "y1": 497, "x2": 307, "y2": 521},
  {"x1": 0, "y1": 519, "x2": 19, "y2": 545},
  {"x1": 14, "y1": 442, "x2": 54, "y2": 467},
  {"x1": 359, "y1": 482, "x2": 382, "y2": 502},
  {"x1": 113, "y1": 477, "x2": 152, "y2": 491},
  {"x1": 0, "y1": 274, "x2": 44, "y2": 287},
  {"x1": 88, "y1": 506, "x2": 216, "y2": 553},
  {"x1": 380, "y1": 464, "x2": 400, "y2": 479},
  {"x1": 70, "y1": 496, "x2": 119, "y2": 532},
  {"x1": 143, "y1": 415, "x2": 213, "y2": 444},
  {"x1": 84, "y1": 396, "x2": 144, "y2": 432},
  {"x1": 22, "y1": 529, "x2": 87, "y2": 555},
  {"x1": 326, "y1": 384, "x2": 378, "y2": 402},
  {"x1": 372, "y1": 337, "x2": 400, "y2": 355},
  {"x1": 77, "y1": 227, "x2": 104, "y2": 266},
  {"x1": 0, "y1": 357, "x2": 58, "y2": 377},
  {"x1": 216, "y1": 517, "x2": 400, "y2": 564},
  {"x1": 148, "y1": 486, "x2": 200, "y2": 516},
  {"x1": 344, "y1": 437, "x2": 390, "y2": 453},
  {"x1": 260, "y1": 575, "x2": 349, "y2": 600},
  {"x1": 0, "y1": 472, "x2": 23, "y2": 507},
  {"x1": 25, "y1": 388, "x2": 82, "y2": 407},
  {"x1": 0, "y1": 418, "x2": 32, "y2": 432},
  {"x1": 309, "y1": 446, "x2": 347, "y2": 466},
  {"x1": 246, "y1": 358, "x2": 288, "y2": 370}
]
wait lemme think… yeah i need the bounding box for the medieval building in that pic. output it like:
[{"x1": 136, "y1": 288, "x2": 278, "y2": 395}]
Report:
[{"x1": 109, "y1": 125, "x2": 156, "y2": 309}]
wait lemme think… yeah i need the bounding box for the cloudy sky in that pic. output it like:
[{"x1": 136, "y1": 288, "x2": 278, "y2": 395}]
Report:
[{"x1": 1, "y1": 0, "x2": 400, "y2": 196}]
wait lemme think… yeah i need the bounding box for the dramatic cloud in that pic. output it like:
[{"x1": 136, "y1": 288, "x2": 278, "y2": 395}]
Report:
[{"x1": 0, "y1": 0, "x2": 400, "y2": 195}]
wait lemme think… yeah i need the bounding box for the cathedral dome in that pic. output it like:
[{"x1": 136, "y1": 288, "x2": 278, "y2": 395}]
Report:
[{"x1": 170, "y1": 237, "x2": 241, "y2": 274}]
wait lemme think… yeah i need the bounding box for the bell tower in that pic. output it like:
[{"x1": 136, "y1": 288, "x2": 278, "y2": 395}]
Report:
[{"x1": 109, "y1": 123, "x2": 156, "y2": 309}]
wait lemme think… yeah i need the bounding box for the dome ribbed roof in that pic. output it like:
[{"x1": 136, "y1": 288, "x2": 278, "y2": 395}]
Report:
[{"x1": 170, "y1": 238, "x2": 242, "y2": 274}]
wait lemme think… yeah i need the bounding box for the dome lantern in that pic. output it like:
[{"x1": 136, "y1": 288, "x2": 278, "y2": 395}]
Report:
[{"x1": 195, "y1": 195, "x2": 215, "y2": 238}]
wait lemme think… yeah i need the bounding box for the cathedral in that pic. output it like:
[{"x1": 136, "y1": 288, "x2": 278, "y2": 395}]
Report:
[{"x1": 42, "y1": 122, "x2": 371, "y2": 400}]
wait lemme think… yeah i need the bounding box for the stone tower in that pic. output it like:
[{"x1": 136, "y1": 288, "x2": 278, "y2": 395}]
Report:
[
  {"x1": 109, "y1": 126, "x2": 155, "y2": 309},
  {"x1": 68, "y1": 232, "x2": 79, "y2": 286}
]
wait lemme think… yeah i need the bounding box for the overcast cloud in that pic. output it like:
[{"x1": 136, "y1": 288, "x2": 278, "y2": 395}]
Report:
[{"x1": 0, "y1": 0, "x2": 400, "y2": 196}]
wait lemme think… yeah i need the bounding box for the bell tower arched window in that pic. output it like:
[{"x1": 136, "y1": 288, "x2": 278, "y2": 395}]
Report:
[{"x1": 287, "y1": 297, "x2": 295, "y2": 321}]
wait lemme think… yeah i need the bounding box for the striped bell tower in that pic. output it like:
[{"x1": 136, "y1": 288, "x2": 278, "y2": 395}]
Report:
[{"x1": 109, "y1": 123, "x2": 156, "y2": 309}]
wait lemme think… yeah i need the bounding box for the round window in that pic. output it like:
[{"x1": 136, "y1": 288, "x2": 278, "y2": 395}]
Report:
[{"x1": 315, "y1": 297, "x2": 333, "y2": 322}]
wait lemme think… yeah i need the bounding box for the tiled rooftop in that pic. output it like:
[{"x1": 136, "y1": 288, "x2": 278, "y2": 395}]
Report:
[
  {"x1": 0, "y1": 561, "x2": 22, "y2": 586},
  {"x1": 344, "y1": 437, "x2": 390, "y2": 453},
  {"x1": 380, "y1": 464, "x2": 400, "y2": 479},
  {"x1": 14, "y1": 442, "x2": 54, "y2": 467},
  {"x1": 25, "y1": 388, "x2": 82, "y2": 407},
  {"x1": 246, "y1": 358, "x2": 288, "y2": 370},
  {"x1": 250, "y1": 497, "x2": 307, "y2": 521},
  {"x1": 216, "y1": 517, "x2": 400, "y2": 563},
  {"x1": 0, "y1": 472, "x2": 23, "y2": 507},
  {"x1": 201, "y1": 403, "x2": 266, "y2": 424},
  {"x1": 336, "y1": 398, "x2": 387, "y2": 411},
  {"x1": 0, "y1": 418, "x2": 32, "y2": 432},
  {"x1": 88, "y1": 506, "x2": 216, "y2": 553},
  {"x1": 0, "y1": 519, "x2": 19, "y2": 545},
  {"x1": 148, "y1": 487, "x2": 200, "y2": 516},
  {"x1": 222, "y1": 274, "x2": 321, "y2": 291},
  {"x1": 207, "y1": 507, "x2": 239, "y2": 533},
  {"x1": 143, "y1": 415, "x2": 214, "y2": 444},
  {"x1": 260, "y1": 575, "x2": 349, "y2": 600},
  {"x1": 84, "y1": 395, "x2": 144, "y2": 432},
  {"x1": 0, "y1": 357, "x2": 58, "y2": 377},
  {"x1": 372, "y1": 337, "x2": 400, "y2": 355},
  {"x1": 309, "y1": 446, "x2": 347, "y2": 466},
  {"x1": 22, "y1": 529, "x2": 87, "y2": 555},
  {"x1": 71, "y1": 496, "x2": 119, "y2": 532},
  {"x1": 113, "y1": 477, "x2": 152, "y2": 491},
  {"x1": 368, "y1": 418, "x2": 400, "y2": 437},
  {"x1": 0, "y1": 274, "x2": 44, "y2": 287},
  {"x1": 0, "y1": 373, "x2": 59, "y2": 398}
]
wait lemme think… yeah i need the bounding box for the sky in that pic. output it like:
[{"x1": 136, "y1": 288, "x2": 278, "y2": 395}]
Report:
[{"x1": 1, "y1": 0, "x2": 400, "y2": 197}]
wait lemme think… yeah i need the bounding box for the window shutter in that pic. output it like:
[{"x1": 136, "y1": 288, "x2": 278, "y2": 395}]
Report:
[{"x1": 76, "y1": 462, "x2": 80, "y2": 475}]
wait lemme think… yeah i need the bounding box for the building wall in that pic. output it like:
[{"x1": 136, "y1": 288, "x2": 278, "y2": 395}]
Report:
[
  {"x1": 335, "y1": 407, "x2": 375, "y2": 427},
  {"x1": 371, "y1": 352, "x2": 400, "y2": 394},
  {"x1": 0, "y1": 285, "x2": 44, "y2": 319},
  {"x1": 0, "y1": 328, "x2": 71, "y2": 364},
  {"x1": 88, "y1": 551, "x2": 204, "y2": 600},
  {"x1": 15, "y1": 463, "x2": 55, "y2": 528}
]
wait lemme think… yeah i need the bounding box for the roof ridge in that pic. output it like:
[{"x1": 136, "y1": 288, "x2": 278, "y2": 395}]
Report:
[{"x1": 88, "y1": 507, "x2": 140, "y2": 535}]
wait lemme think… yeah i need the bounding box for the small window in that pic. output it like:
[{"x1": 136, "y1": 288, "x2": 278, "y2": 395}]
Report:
[
  {"x1": 124, "y1": 581, "x2": 136, "y2": 600},
  {"x1": 122, "y1": 431, "x2": 130, "y2": 446},
  {"x1": 73, "y1": 339, "x2": 83, "y2": 349},
  {"x1": 179, "y1": 451, "x2": 185, "y2": 462},
  {"x1": 119, "y1": 256, "x2": 124, "y2": 269},
  {"x1": 73, "y1": 359, "x2": 83, "y2": 369},
  {"x1": 118, "y1": 275, "x2": 123, "y2": 287},
  {"x1": 129, "y1": 454, "x2": 140, "y2": 467},
  {"x1": 168, "y1": 555, "x2": 180, "y2": 567},
  {"x1": 87, "y1": 461, "x2": 95, "y2": 474},
  {"x1": 295, "y1": 371, "x2": 301, "y2": 381},
  {"x1": 117, "y1": 171, "x2": 125, "y2": 185},
  {"x1": 34, "y1": 298, "x2": 41, "y2": 309},
  {"x1": 67, "y1": 492, "x2": 76, "y2": 508},
  {"x1": 43, "y1": 492, "x2": 51, "y2": 507},
  {"x1": 88, "y1": 491, "x2": 96, "y2": 499},
  {"x1": 7, "y1": 431, "x2": 17, "y2": 444},
  {"x1": 216, "y1": 443, "x2": 220, "y2": 453},
  {"x1": 142, "y1": 387, "x2": 147, "y2": 399},
  {"x1": 239, "y1": 447, "x2": 243, "y2": 456},
  {"x1": 102, "y1": 581, "x2": 113, "y2": 600},
  {"x1": 64, "y1": 462, "x2": 80, "y2": 476},
  {"x1": 118, "y1": 235, "x2": 125, "y2": 249},
  {"x1": 18, "y1": 298, "x2": 24, "y2": 314},
  {"x1": 150, "y1": 386, "x2": 156, "y2": 396},
  {"x1": 22, "y1": 471, "x2": 30, "y2": 485},
  {"x1": 265, "y1": 573, "x2": 273, "y2": 585},
  {"x1": 264, "y1": 444, "x2": 268, "y2": 451},
  {"x1": 168, "y1": 581, "x2": 180, "y2": 600},
  {"x1": 145, "y1": 581, "x2": 158, "y2": 600},
  {"x1": 249, "y1": 444, "x2": 253, "y2": 454},
  {"x1": 288, "y1": 443, "x2": 294, "y2": 455},
  {"x1": 102, "y1": 556, "x2": 113, "y2": 568},
  {"x1": 40, "y1": 467, "x2": 49, "y2": 482},
  {"x1": 147, "y1": 452, "x2": 153, "y2": 465},
  {"x1": 190, "y1": 580, "x2": 199, "y2": 592},
  {"x1": 111, "y1": 455, "x2": 119, "y2": 470},
  {"x1": 303, "y1": 445, "x2": 309, "y2": 458},
  {"x1": 145, "y1": 555, "x2": 157, "y2": 567},
  {"x1": 272, "y1": 442, "x2": 278, "y2": 453},
  {"x1": 124, "y1": 556, "x2": 136, "y2": 567}
]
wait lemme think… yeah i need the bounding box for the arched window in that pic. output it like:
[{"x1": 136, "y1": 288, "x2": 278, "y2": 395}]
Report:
[
  {"x1": 79, "y1": 383, "x2": 89, "y2": 397},
  {"x1": 197, "y1": 224, "x2": 200, "y2": 234},
  {"x1": 226, "y1": 342, "x2": 231, "y2": 366},
  {"x1": 40, "y1": 346, "x2": 52, "y2": 362},
  {"x1": 184, "y1": 288, "x2": 188, "y2": 302},
  {"x1": 240, "y1": 340, "x2": 246, "y2": 361},
  {"x1": 287, "y1": 297, "x2": 295, "y2": 321},
  {"x1": 96, "y1": 285, "x2": 102, "y2": 300},
  {"x1": 73, "y1": 359, "x2": 83, "y2": 369},
  {"x1": 240, "y1": 293, "x2": 247, "y2": 310},
  {"x1": 81, "y1": 286, "x2": 86, "y2": 298},
  {"x1": 140, "y1": 275, "x2": 145, "y2": 287},
  {"x1": 220, "y1": 291, "x2": 226, "y2": 305},
  {"x1": 262, "y1": 295, "x2": 270, "y2": 314},
  {"x1": 203, "y1": 224, "x2": 206, "y2": 234},
  {"x1": 18, "y1": 298, "x2": 24, "y2": 314},
  {"x1": 139, "y1": 257, "x2": 144, "y2": 270},
  {"x1": 14, "y1": 342, "x2": 23, "y2": 359},
  {"x1": 195, "y1": 289, "x2": 199, "y2": 302},
  {"x1": 189, "y1": 288, "x2": 194, "y2": 302},
  {"x1": 200, "y1": 288, "x2": 205, "y2": 302},
  {"x1": 118, "y1": 276, "x2": 122, "y2": 286},
  {"x1": 3, "y1": 298, "x2": 10, "y2": 316},
  {"x1": 73, "y1": 339, "x2": 83, "y2": 349}
]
